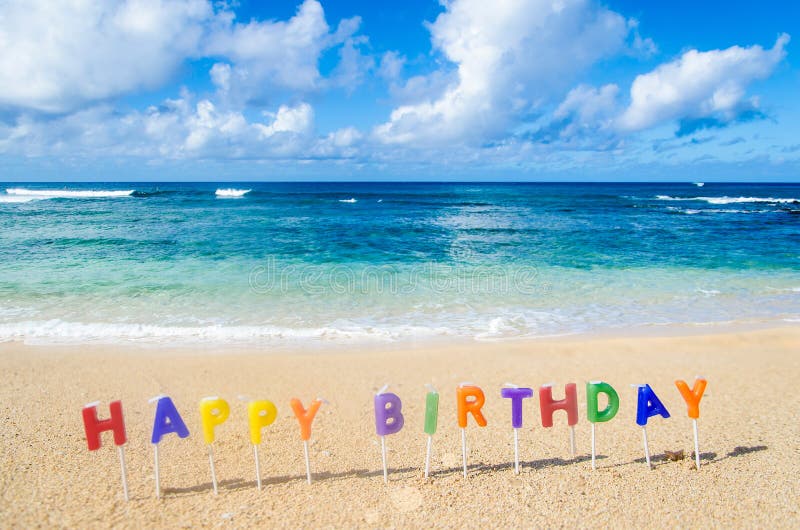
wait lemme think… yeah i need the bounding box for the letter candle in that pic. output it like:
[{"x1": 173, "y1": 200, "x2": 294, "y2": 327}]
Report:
[
  {"x1": 248, "y1": 399, "x2": 278, "y2": 490},
  {"x1": 199, "y1": 397, "x2": 230, "y2": 494},
  {"x1": 149, "y1": 395, "x2": 190, "y2": 498},
  {"x1": 456, "y1": 383, "x2": 487, "y2": 478},
  {"x1": 374, "y1": 385, "x2": 405, "y2": 483},
  {"x1": 82, "y1": 400, "x2": 128, "y2": 501},
  {"x1": 539, "y1": 383, "x2": 579, "y2": 457},
  {"x1": 423, "y1": 384, "x2": 439, "y2": 479},
  {"x1": 634, "y1": 384, "x2": 670, "y2": 469},
  {"x1": 501, "y1": 383, "x2": 534, "y2": 474},
  {"x1": 675, "y1": 377, "x2": 707, "y2": 470},
  {"x1": 585, "y1": 381, "x2": 619, "y2": 470},
  {"x1": 290, "y1": 398, "x2": 323, "y2": 484}
]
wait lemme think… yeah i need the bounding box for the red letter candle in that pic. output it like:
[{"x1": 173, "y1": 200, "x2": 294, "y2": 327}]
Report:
[
  {"x1": 539, "y1": 383, "x2": 579, "y2": 457},
  {"x1": 82, "y1": 400, "x2": 128, "y2": 501}
]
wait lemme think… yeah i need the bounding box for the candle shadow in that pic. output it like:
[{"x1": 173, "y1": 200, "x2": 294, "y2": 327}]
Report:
[
  {"x1": 430, "y1": 454, "x2": 605, "y2": 478},
  {"x1": 621, "y1": 445, "x2": 766, "y2": 469}
]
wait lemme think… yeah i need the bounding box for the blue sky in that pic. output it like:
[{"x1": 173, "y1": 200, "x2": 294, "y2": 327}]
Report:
[{"x1": 0, "y1": 0, "x2": 798, "y2": 181}]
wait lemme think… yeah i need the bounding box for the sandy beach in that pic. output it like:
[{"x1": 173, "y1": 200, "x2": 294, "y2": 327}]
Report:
[{"x1": 1, "y1": 326, "x2": 798, "y2": 528}]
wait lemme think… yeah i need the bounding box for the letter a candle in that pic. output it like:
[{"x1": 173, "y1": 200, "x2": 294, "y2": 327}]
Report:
[
  {"x1": 634, "y1": 384, "x2": 670, "y2": 469},
  {"x1": 675, "y1": 376, "x2": 707, "y2": 470},
  {"x1": 290, "y1": 397, "x2": 323, "y2": 484},
  {"x1": 457, "y1": 383, "x2": 487, "y2": 478},
  {"x1": 423, "y1": 384, "x2": 439, "y2": 479},
  {"x1": 501, "y1": 383, "x2": 533, "y2": 474},
  {"x1": 82, "y1": 400, "x2": 128, "y2": 501},
  {"x1": 585, "y1": 381, "x2": 619, "y2": 470},
  {"x1": 374, "y1": 385, "x2": 405, "y2": 483},
  {"x1": 248, "y1": 399, "x2": 278, "y2": 490},
  {"x1": 150, "y1": 395, "x2": 190, "y2": 498},
  {"x1": 199, "y1": 396, "x2": 230, "y2": 494}
]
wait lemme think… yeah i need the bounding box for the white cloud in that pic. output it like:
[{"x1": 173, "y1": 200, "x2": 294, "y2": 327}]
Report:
[
  {"x1": 617, "y1": 34, "x2": 790, "y2": 132},
  {"x1": 0, "y1": 0, "x2": 365, "y2": 113},
  {"x1": 0, "y1": 0, "x2": 212, "y2": 113},
  {"x1": 374, "y1": 0, "x2": 631, "y2": 145},
  {"x1": 255, "y1": 103, "x2": 314, "y2": 138}
]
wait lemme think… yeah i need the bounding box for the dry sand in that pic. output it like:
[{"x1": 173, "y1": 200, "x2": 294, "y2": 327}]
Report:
[{"x1": 1, "y1": 327, "x2": 799, "y2": 528}]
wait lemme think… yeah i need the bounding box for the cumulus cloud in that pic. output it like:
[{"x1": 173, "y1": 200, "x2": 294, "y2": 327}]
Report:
[
  {"x1": 617, "y1": 34, "x2": 790, "y2": 132},
  {"x1": 374, "y1": 0, "x2": 631, "y2": 145},
  {"x1": 0, "y1": 0, "x2": 365, "y2": 114},
  {"x1": 0, "y1": 0, "x2": 212, "y2": 113}
]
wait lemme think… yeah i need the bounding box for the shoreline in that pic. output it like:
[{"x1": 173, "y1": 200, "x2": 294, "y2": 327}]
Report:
[{"x1": 1, "y1": 326, "x2": 798, "y2": 527}]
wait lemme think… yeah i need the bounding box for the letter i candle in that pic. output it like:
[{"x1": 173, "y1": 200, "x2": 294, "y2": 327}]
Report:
[
  {"x1": 374, "y1": 385, "x2": 404, "y2": 483},
  {"x1": 82, "y1": 400, "x2": 129, "y2": 501},
  {"x1": 585, "y1": 381, "x2": 619, "y2": 470},
  {"x1": 501, "y1": 384, "x2": 533, "y2": 474},
  {"x1": 199, "y1": 397, "x2": 230, "y2": 494},
  {"x1": 150, "y1": 395, "x2": 190, "y2": 498},
  {"x1": 456, "y1": 383, "x2": 487, "y2": 478},
  {"x1": 675, "y1": 377, "x2": 707, "y2": 470},
  {"x1": 423, "y1": 385, "x2": 439, "y2": 479}
]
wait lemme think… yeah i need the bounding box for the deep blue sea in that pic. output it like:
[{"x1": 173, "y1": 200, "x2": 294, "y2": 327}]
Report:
[{"x1": 1, "y1": 182, "x2": 798, "y2": 345}]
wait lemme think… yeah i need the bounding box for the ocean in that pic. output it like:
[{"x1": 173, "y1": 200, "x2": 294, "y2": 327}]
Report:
[{"x1": 1, "y1": 182, "x2": 798, "y2": 345}]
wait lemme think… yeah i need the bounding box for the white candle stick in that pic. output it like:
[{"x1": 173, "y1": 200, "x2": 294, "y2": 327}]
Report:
[
  {"x1": 569, "y1": 425, "x2": 576, "y2": 457},
  {"x1": 303, "y1": 440, "x2": 312, "y2": 484},
  {"x1": 461, "y1": 428, "x2": 468, "y2": 478},
  {"x1": 118, "y1": 446, "x2": 129, "y2": 501},
  {"x1": 254, "y1": 445, "x2": 262, "y2": 490},
  {"x1": 154, "y1": 444, "x2": 160, "y2": 498},
  {"x1": 513, "y1": 428, "x2": 520, "y2": 475},
  {"x1": 641, "y1": 426, "x2": 651, "y2": 469},
  {"x1": 693, "y1": 419, "x2": 701, "y2": 470},
  {"x1": 424, "y1": 435, "x2": 432, "y2": 479},
  {"x1": 208, "y1": 445, "x2": 218, "y2": 494},
  {"x1": 381, "y1": 435, "x2": 388, "y2": 484},
  {"x1": 591, "y1": 423, "x2": 596, "y2": 470}
]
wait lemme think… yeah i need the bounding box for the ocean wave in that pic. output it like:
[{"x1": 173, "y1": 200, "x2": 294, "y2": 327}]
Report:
[
  {"x1": 0, "y1": 319, "x2": 454, "y2": 345},
  {"x1": 5, "y1": 188, "x2": 134, "y2": 198},
  {"x1": 655, "y1": 195, "x2": 799, "y2": 204},
  {"x1": 339, "y1": 198, "x2": 358, "y2": 203},
  {"x1": 215, "y1": 188, "x2": 251, "y2": 197},
  {"x1": 665, "y1": 206, "x2": 772, "y2": 215}
]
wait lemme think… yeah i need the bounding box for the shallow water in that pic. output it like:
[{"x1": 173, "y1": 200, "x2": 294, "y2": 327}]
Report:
[{"x1": 1, "y1": 182, "x2": 798, "y2": 344}]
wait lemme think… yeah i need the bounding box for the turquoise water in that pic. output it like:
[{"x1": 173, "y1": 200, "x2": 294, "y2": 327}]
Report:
[{"x1": 0, "y1": 182, "x2": 798, "y2": 344}]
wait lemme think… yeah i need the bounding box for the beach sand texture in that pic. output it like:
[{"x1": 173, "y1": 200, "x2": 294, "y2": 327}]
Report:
[{"x1": 1, "y1": 327, "x2": 798, "y2": 528}]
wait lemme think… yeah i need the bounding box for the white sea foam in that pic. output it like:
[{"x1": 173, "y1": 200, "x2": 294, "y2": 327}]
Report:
[
  {"x1": 694, "y1": 182, "x2": 704, "y2": 187},
  {"x1": 5, "y1": 188, "x2": 133, "y2": 198},
  {"x1": 0, "y1": 319, "x2": 454, "y2": 346},
  {"x1": 655, "y1": 195, "x2": 798, "y2": 204},
  {"x1": 215, "y1": 188, "x2": 251, "y2": 197},
  {"x1": 339, "y1": 198, "x2": 358, "y2": 203},
  {"x1": 0, "y1": 195, "x2": 39, "y2": 203}
]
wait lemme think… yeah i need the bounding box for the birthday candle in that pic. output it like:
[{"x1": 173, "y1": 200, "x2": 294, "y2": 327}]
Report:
[
  {"x1": 82, "y1": 400, "x2": 128, "y2": 501},
  {"x1": 635, "y1": 384, "x2": 670, "y2": 469},
  {"x1": 290, "y1": 398, "x2": 323, "y2": 484},
  {"x1": 539, "y1": 383, "x2": 579, "y2": 457},
  {"x1": 248, "y1": 400, "x2": 278, "y2": 490},
  {"x1": 374, "y1": 387, "x2": 405, "y2": 483},
  {"x1": 457, "y1": 384, "x2": 487, "y2": 478},
  {"x1": 586, "y1": 381, "x2": 619, "y2": 470},
  {"x1": 675, "y1": 377, "x2": 707, "y2": 470},
  {"x1": 150, "y1": 395, "x2": 190, "y2": 498},
  {"x1": 199, "y1": 397, "x2": 230, "y2": 494},
  {"x1": 501, "y1": 385, "x2": 533, "y2": 474},
  {"x1": 423, "y1": 386, "x2": 439, "y2": 479}
]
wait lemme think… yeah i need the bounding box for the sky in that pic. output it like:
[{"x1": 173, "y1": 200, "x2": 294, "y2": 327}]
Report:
[{"x1": 0, "y1": 0, "x2": 798, "y2": 182}]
